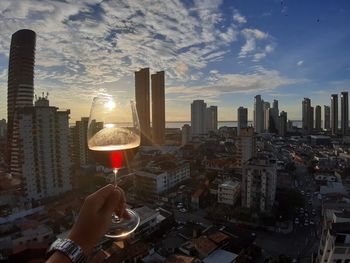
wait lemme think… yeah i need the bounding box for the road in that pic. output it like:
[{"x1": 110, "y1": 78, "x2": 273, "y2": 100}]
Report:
[{"x1": 255, "y1": 164, "x2": 322, "y2": 260}]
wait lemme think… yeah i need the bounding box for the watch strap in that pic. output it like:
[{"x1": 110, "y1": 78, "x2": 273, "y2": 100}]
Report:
[{"x1": 46, "y1": 238, "x2": 87, "y2": 263}]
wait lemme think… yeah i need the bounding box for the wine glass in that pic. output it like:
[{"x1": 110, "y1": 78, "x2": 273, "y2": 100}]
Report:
[{"x1": 87, "y1": 93, "x2": 140, "y2": 238}]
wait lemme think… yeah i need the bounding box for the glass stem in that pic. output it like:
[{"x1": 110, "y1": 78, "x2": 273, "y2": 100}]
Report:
[{"x1": 113, "y1": 168, "x2": 118, "y2": 186}]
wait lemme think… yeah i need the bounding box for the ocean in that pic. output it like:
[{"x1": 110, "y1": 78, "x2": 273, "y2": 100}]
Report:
[{"x1": 166, "y1": 121, "x2": 303, "y2": 129}]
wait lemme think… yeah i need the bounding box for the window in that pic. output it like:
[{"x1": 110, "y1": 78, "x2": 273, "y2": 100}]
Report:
[{"x1": 334, "y1": 247, "x2": 346, "y2": 254}]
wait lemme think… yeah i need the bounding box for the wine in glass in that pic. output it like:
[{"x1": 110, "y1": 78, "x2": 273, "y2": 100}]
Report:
[{"x1": 87, "y1": 94, "x2": 140, "y2": 238}]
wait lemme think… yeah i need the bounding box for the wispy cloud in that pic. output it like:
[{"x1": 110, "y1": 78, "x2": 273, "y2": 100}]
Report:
[
  {"x1": 297, "y1": 60, "x2": 304, "y2": 66},
  {"x1": 233, "y1": 10, "x2": 247, "y2": 24}
]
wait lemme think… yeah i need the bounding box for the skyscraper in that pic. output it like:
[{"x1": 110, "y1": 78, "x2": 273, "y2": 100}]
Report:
[
  {"x1": 237, "y1": 107, "x2": 248, "y2": 135},
  {"x1": 17, "y1": 97, "x2": 71, "y2": 200},
  {"x1": 71, "y1": 117, "x2": 90, "y2": 168},
  {"x1": 341, "y1": 91, "x2": 349, "y2": 135},
  {"x1": 234, "y1": 127, "x2": 256, "y2": 170},
  {"x1": 206, "y1": 106, "x2": 218, "y2": 132},
  {"x1": 331, "y1": 94, "x2": 338, "y2": 135},
  {"x1": 263, "y1": 101, "x2": 270, "y2": 132},
  {"x1": 310, "y1": 106, "x2": 314, "y2": 132},
  {"x1": 302, "y1": 98, "x2": 312, "y2": 134},
  {"x1": 151, "y1": 71, "x2": 165, "y2": 145},
  {"x1": 271, "y1": 99, "x2": 279, "y2": 131},
  {"x1": 315, "y1": 105, "x2": 321, "y2": 132},
  {"x1": 191, "y1": 100, "x2": 207, "y2": 135},
  {"x1": 7, "y1": 29, "x2": 36, "y2": 175},
  {"x1": 181, "y1": 124, "x2": 192, "y2": 146},
  {"x1": 324, "y1": 105, "x2": 330, "y2": 130},
  {"x1": 278, "y1": 111, "x2": 287, "y2": 137},
  {"x1": 254, "y1": 95, "x2": 264, "y2": 133},
  {"x1": 135, "y1": 68, "x2": 151, "y2": 145}
]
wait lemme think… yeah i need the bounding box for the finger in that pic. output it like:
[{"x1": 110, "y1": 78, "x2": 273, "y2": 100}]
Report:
[
  {"x1": 87, "y1": 184, "x2": 115, "y2": 211},
  {"x1": 114, "y1": 187, "x2": 126, "y2": 218},
  {"x1": 101, "y1": 188, "x2": 120, "y2": 215}
]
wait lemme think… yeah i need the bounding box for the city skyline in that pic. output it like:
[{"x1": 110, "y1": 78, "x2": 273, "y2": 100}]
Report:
[{"x1": 0, "y1": 1, "x2": 350, "y2": 122}]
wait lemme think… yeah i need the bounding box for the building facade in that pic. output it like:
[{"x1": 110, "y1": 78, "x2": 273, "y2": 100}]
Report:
[
  {"x1": 135, "y1": 68, "x2": 151, "y2": 145},
  {"x1": 217, "y1": 180, "x2": 240, "y2": 206},
  {"x1": 331, "y1": 94, "x2": 339, "y2": 135},
  {"x1": 7, "y1": 29, "x2": 36, "y2": 176},
  {"x1": 234, "y1": 127, "x2": 256, "y2": 170},
  {"x1": 241, "y1": 155, "x2": 277, "y2": 212},
  {"x1": 315, "y1": 105, "x2": 322, "y2": 132},
  {"x1": 254, "y1": 95, "x2": 264, "y2": 134},
  {"x1": 278, "y1": 111, "x2": 287, "y2": 137},
  {"x1": 151, "y1": 71, "x2": 165, "y2": 145},
  {"x1": 191, "y1": 100, "x2": 207, "y2": 135},
  {"x1": 263, "y1": 102, "x2": 270, "y2": 132},
  {"x1": 206, "y1": 106, "x2": 218, "y2": 132},
  {"x1": 18, "y1": 97, "x2": 72, "y2": 200},
  {"x1": 341, "y1": 91, "x2": 349, "y2": 135},
  {"x1": 237, "y1": 107, "x2": 248, "y2": 136},
  {"x1": 71, "y1": 117, "x2": 89, "y2": 167},
  {"x1": 302, "y1": 98, "x2": 313, "y2": 134},
  {"x1": 181, "y1": 124, "x2": 192, "y2": 146},
  {"x1": 324, "y1": 105, "x2": 331, "y2": 131}
]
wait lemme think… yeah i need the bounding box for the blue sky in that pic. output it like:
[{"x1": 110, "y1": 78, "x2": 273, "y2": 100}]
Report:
[{"x1": 0, "y1": 0, "x2": 349, "y2": 121}]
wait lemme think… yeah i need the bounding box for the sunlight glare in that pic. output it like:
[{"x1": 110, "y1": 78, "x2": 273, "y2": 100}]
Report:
[{"x1": 105, "y1": 99, "x2": 116, "y2": 110}]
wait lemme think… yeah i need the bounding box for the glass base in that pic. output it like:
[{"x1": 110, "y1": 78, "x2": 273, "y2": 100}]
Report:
[{"x1": 105, "y1": 208, "x2": 140, "y2": 238}]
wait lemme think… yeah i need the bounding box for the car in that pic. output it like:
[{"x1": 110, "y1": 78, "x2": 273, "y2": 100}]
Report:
[
  {"x1": 308, "y1": 200, "x2": 312, "y2": 205},
  {"x1": 310, "y1": 220, "x2": 315, "y2": 225},
  {"x1": 179, "y1": 208, "x2": 187, "y2": 213},
  {"x1": 301, "y1": 190, "x2": 305, "y2": 195},
  {"x1": 304, "y1": 221, "x2": 309, "y2": 226},
  {"x1": 177, "y1": 203, "x2": 183, "y2": 209}
]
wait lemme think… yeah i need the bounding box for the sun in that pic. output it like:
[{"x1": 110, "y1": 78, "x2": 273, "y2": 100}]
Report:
[{"x1": 105, "y1": 99, "x2": 116, "y2": 110}]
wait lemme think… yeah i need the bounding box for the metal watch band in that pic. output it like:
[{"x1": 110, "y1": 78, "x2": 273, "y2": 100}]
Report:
[{"x1": 46, "y1": 238, "x2": 87, "y2": 263}]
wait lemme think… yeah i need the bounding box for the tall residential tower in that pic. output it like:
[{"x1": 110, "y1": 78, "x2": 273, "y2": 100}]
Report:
[
  {"x1": 341, "y1": 91, "x2": 348, "y2": 135},
  {"x1": 151, "y1": 71, "x2": 165, "y2": 145}
]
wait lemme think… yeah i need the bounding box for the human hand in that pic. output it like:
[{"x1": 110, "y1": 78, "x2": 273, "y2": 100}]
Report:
[{"x1": 68, "y1": 184, "x2": 127, "y2": 255}]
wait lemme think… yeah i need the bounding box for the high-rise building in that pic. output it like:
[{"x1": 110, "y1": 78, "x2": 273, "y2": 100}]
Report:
[
  {"x1": 151, "y1": 71, "x2": 165, "y2": 145},
  {"x1": 135, "y1": 68, "x2": 151, "y2": 145},
  {"x1": 237, "y1": 107, "x2": 248, "y2": 136},
  {"x1": 206, "y1": 106, "x2": 218, "y2": 132},
  {"x1": 278, "y1": 111, "x2": 287, "y2": 137},
  {"x1": 234, "y1": 127, "x2": 256, "y2": 170},
  {"x1": 253, "y1": 95, "x2": 264, "y2": 133},
  {"x1": 71, "y1": 117, "x2": 89, "y2": 168},
  {"x1": 181, "y1": 124, "x2": 192, "y2": 146},
  {"x1": 263, "y1": 101, "x2": 270, "y2": 132},
  {"x1": 310, "y1": 106, "x2": 314, "y2": 132},
  {"x1": 191, "y1": 100, "x2": 207, "y2": 135},
  {"x1": 341, "y1": 91, "x2": 349, "y2": 135},
  {"x1": 0, "y1": 119, "x2": 6, "y2": 139},
  {"x1": 7, "y1": 29, "x2": 36, "y2": 175},
  {"x1": 217, "y1": 180, "x2": 240, "y2": 206},
  {"x1": 17, "y1": 97, "x2": 71, "y2": 200},
  {"x1": 241, "y1": 154, "x2": 277, "y2": 212},
  {"x1": 302, "y1": 98, "x2": 313, "y2": 134},
  {"x1": 324, "y1": 105, "x2": 331, "y2": 130},
  {"x1": 331, "y1": 94, "x2": 338, "y2": 135},
  {"x1": 271, "y1": 99, "x2": 279, "y2": 132},
  {"x1": 315, "y1": 105, "x2": 322, "y2": 132}
]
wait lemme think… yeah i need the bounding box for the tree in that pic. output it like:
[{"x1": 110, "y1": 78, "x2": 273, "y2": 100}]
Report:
[{"x1": 275, "y1": 188, "x2": 304, "y2": 220}]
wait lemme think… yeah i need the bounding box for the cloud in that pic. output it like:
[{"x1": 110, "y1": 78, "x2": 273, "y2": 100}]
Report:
[
  {"x1": 166, "y1": 67, "x2": 304, "y2": 101},
  {"x1": 233, "y1": 10, "x2": 247, "y2": 24},
  {"x1": 239, "y1": 28, "x2": 274, "y2": 61},
  {"x1": 297, "y1": 60, "x2": 304, "y2": 66}
]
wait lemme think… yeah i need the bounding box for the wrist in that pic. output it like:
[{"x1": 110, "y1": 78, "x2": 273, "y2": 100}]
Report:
[{"x1": 68, "y1": 230, "x2": 94, "y2": 256}]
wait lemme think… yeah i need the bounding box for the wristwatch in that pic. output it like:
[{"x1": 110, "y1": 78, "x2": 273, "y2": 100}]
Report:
[{"x1": 46, "y1": 238, "x2": 87, "y2": 263}]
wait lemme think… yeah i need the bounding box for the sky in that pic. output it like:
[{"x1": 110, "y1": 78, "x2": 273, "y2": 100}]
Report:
[{"x1": 0, "y1": 0, "x2": 349, "y2": 122}]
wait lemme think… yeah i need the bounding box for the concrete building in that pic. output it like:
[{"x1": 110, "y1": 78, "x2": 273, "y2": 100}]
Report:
[
  {"x1": 135, "y1": 161, "x2": 190, "y2": 201},
  {"x1": 315, "y1": 105, "x2": 322, "y2": 132},
  {"x1": 217, "y1": 180, "x2": 240, "y2": 206},
  {"x1": 206, "y1": 106, "x2": 218, "y2": 132},
  {"x1": 181, "y1": 124, "x2": 192, "y2": 146},
  {"x1": 17, "y1": 97, "x2": 72, "y2": 200},
  {"x1": 263, "y1": 102, "x2": 270, "y2": 132},
  {"x1": 341, "y1": 91, "x2": 349, "y2": 135},
  {"x1": 317, "y1": 210, "x2": 350, "y2": 262},
  {"x1": 151, "y1": 71, "x2": 165, "y2": 145},
  {"x1": 302, "y1": 98, "x2": 313, "y2": 134},
  {"x1": 324, "y1": 105, "x2": 331, "y2": 131},
  {"x1": 0, "y1": 119, "x2": 6, "y2": 138},
  {"x1": 7, "y1": 29, "x2": 36, "y2": 177},
  {"x1": 278, "y1": 111, "x2": 287, "y2": 137},
  {"x1": 191, "y1": 100, "x2": 207, "y2": 135},
  {"x1": 234, "y1": 127, "x2": 256, "y2": 170},
  {"x1": 71, "y1": 117, "x2": 89, "y2": 167},
  {"x1": 135, "y1": 68, "x2": 151, "y2": 145},
  {"x1": 237, "y1": 107, "x2": 248, "y2": 136},
  {"x1": 331, "y1": 94, "x2": 339, "y2": 135},
  {"x1": 254, "y1": 95, "x2": 264, "y2": 133},
  {"x1": 270, "y1": 100, "x2": 279, "y2": 132},
  {"x1": 241, "y1": 154, "x2": 277, "y2": 212}
]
